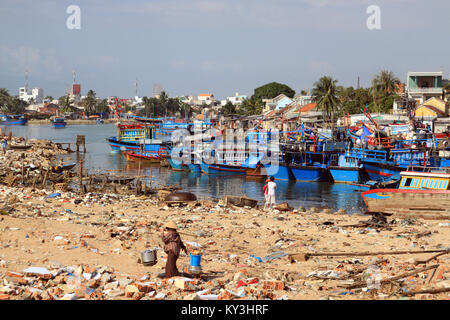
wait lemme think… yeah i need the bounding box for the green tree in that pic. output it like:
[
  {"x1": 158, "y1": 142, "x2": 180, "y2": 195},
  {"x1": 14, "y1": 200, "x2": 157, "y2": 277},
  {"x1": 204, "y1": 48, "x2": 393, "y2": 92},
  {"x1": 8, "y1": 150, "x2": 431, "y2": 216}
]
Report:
[
  {"x1": 239, "y1": 97, "x2": 263, "y2": 116},
  {"x1": 252, "y1": 82, "x2": 295, "y2": 100},
  {"x1": 221, "y1": 101, "x2": 236, "y2": 116},
  {"x1": 338, "y1": 86, "x2": 371, "y2": 116},
  {"x1": 58, "y1": 95, "x2": 74, "y2": 113},
  {"x1": 44, "y1": 95, "x2": 53, "y2": 101},
  {"x1": 82, "y1": 90, "x2": 97, "y2": 115},
  {"x1": 0, "y1": 88, "x2": 28, "y2": 114},
  {"x1": 0, "y1": 88, "x2": 11, "y2": 108},
  {"x1": 311, "y1": 76, "x2": 339, "y2": 130},
  {"x1": 371, "y1": 70, "x2": 401, "y2": 113},
  {"x1": 95, "y1": 99, "x2": 110, "y2": 114}
]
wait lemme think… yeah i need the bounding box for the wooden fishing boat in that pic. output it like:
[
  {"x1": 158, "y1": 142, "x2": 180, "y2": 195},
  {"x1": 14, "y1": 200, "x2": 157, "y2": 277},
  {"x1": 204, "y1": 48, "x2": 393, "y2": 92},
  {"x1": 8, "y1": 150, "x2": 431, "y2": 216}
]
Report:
[
  {"x1": 168, "y1": 157, "x2": 190, "y2": 171},
  {"x1": 52, "y1": 118, "x2": 67, "y2": 128},
  {"x1": 200, "y1": 161, "x2": 246, "y2": 175},
  {"x1": 52, "y1": 163, "x2": 76, "y2": 173},
  {"x1": 245, "y1": 164, "x2": 267, "y2": 179},
  {"x1": 9, "y1": 144, "x2": 32, "y2": 151},
  {"x1": 361, "y1": 171, "x2": 450, "y2": 219},
  {"x1": 224, "y1": 195, "x2": 258, "y2": 208},
  {"x1": 124, "y1": 151, "x2": 160, "y2": 163}
]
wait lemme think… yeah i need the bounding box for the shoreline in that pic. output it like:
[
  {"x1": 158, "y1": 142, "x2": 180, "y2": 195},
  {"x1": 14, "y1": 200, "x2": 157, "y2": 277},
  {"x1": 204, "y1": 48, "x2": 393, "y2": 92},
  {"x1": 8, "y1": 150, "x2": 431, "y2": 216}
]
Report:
[
  {"x1": 27, "y1": 119, "x2": 119, "y2": 125},
  {"x1": 0, "y1": 136, "x2": 448, "y2": 300}
]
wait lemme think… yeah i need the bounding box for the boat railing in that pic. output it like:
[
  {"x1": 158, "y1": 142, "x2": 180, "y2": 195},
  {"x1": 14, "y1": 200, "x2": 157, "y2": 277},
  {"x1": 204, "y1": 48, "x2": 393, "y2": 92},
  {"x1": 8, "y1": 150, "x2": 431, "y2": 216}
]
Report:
[
  {"x1": 348, "y1": 148, "x2": 388, "y2": 161},
  {"x1": 406, "y1": 165, "x2": 450, "y2": 173}
]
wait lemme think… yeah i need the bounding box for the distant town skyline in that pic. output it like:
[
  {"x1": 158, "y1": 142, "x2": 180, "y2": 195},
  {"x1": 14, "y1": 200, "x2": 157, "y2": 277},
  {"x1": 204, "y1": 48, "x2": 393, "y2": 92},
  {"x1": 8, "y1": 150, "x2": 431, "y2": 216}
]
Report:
[{"x1": 0, "y1": 0, "x2": 449, "y2": 100}]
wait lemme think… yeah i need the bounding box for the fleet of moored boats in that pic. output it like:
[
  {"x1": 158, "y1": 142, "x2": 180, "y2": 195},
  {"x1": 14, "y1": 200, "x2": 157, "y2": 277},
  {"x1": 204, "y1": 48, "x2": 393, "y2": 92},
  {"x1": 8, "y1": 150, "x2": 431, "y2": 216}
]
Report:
[
  {"x1": 2, "y1": 112, "x2": 449, "y2": 219},
  {"x1": 106, "y1": 114, "x2": 450, "y2": 219}
]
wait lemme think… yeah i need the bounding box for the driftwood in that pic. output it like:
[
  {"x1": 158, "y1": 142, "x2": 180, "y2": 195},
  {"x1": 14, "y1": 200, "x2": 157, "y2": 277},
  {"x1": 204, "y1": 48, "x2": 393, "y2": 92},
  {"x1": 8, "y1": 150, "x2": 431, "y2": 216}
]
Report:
[
  {"x1": 404, "y1": 287, "x2": 450, "y2": 296},
  {"x1": 289, "y1": 249, "x2": 448, "y2": 262},
  {"x1": 343, "y1": 264, "x2": 440, "y2": 289},
  {"x1": 413, "y1": 250, "x2": 450, "y2": 265}
]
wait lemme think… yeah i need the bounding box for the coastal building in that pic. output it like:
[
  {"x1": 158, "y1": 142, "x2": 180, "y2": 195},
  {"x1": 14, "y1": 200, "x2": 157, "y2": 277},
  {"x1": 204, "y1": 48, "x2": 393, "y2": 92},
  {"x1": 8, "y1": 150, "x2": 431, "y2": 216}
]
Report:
[
  {"x1": 406, "y1": 71, "x2": 444, "y2": 105},
  {"x1": 38, "y1": 103, "x2": 60, "y2": 116},
  {"x1": 226, "y1": 92, "x2": 247, "y2": 105},
  {"x1": 19, "y1": 87, "x2": 44, "y2": 104},
  {"x1": 178, "y1": 95, "x2": 196, "y2": 106},
  {"x1": 413, "y1": 97, "x2": 448, "y2": 120},
  {"x1": 197, "y1": 94, "x2": 215, "y2": 106},
  {"x1": 262, "y1": 94, "x2": 293, "y2": 115}
]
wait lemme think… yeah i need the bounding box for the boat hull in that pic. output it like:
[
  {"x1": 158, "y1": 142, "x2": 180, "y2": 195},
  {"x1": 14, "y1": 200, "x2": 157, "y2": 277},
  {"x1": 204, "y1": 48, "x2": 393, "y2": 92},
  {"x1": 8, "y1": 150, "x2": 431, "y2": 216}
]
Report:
[
  {"x1": 289, "y1": 164, "x2": 333, "y2": 182},
  {"x1": 187, "y1": 163, "x2": 201, "y2": 173},
  {"x1": 168, "y1": 158, "x2": 189, "y2": 171},
  {"x1": 362, "y1": 160, "x2": 403, "y2": 181},
  {"x1": 361, "y1": 188, "x2": 450, "y2": 219},
  {"x1": 0, "y1": 119, "x2": 27, "y2": 125},
  {"x1": 53, "y1": 123, "x2": 67, "y2": 128},
  {"x1": 200, "y1": 162, "x2": 246, "y2": 175},
  {"x1": 265, "y1": 163, "x2": 294, "y2": 180},
  {"x1": 107, "y1": 137, "x2": 140, "y2": 152},
  {"x1": 329, "y1": 166, "x2": 366, "y2": 184},
  {"x1": 125, "y1": 151, "x2": 160, "y2": 163}
]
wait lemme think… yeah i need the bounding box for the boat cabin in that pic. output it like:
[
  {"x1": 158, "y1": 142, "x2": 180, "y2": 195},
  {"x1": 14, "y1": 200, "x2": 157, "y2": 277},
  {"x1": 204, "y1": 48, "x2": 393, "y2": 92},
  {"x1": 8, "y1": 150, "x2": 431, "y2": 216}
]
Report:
[{"x1": 399, "y1": 171, "x2": 450, "y2": 190}]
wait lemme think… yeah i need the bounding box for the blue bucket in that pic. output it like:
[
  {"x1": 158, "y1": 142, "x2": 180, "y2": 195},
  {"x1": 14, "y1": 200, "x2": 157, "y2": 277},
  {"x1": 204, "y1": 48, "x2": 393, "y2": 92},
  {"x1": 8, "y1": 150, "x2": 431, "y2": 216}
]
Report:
[{"x1": 190, "y1": 254, "x2": 201, "y2": 267}]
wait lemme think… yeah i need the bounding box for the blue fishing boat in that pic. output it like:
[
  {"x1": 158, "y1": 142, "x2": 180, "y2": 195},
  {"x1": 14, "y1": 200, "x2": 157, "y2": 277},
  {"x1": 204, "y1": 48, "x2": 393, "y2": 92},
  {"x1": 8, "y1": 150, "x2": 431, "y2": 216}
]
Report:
[
  {"x1": 329, "y1": 150, "x2": 368, "y2": 184},
  {"x1": 107, "y1": 123, "x2": 152, "y2": 151},
  {"x1": 52, "y1": 118, "x2": 67, "y2": 128},
  {"x1": 0, "y1": 114, "x2": 27, "y2": 125},
  {"x1": 285, "y1": 150, "x2": 335, "y2": 182},
  {"x1": 187, "y1": 163, "x2": 201, "y2": 173},
  {"x1": 168, "y1": 157, "x2": 189, "y2": 171}
]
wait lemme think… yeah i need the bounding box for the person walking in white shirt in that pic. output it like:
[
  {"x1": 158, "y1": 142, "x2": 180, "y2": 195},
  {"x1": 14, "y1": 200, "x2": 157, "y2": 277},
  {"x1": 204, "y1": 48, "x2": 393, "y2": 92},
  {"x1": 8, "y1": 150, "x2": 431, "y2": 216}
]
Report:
[{"x1": 267, "y1": 176, "x2": 277, "y2": 209}]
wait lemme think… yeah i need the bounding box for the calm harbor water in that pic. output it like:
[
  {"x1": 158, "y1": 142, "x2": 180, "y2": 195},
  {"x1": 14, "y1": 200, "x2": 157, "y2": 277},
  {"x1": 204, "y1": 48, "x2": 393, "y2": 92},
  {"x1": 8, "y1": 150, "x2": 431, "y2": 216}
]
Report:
[{"x1": 5, "y1": 123, "x2": 367, "y2": 214}]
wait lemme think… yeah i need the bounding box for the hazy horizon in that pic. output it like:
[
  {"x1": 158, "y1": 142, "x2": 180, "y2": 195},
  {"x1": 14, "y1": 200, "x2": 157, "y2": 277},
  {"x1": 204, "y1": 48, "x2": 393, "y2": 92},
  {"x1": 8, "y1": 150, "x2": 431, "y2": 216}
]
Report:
[{"x1": 1, "y1": 0, "x2": 449, "y2": 100}]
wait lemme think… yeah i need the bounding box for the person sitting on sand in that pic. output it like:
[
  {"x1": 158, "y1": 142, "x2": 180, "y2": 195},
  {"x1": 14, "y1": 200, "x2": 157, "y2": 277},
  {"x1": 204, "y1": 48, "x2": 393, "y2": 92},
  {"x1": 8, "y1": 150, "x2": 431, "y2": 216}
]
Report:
[
  {"x1": 161, "y1": 221, "x2": 187, "y2": 278},
  {"x1": 1, "y1": 137, "x2": 7, "y2": 154}
]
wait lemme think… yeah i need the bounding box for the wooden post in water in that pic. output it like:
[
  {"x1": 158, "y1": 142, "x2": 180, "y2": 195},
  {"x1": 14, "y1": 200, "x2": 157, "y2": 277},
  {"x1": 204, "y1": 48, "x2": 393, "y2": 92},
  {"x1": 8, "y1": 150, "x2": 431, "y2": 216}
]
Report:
[
  {"x1": 42, "y1": 169, "x2": 49, "y2": 189},
  {"x1": 76, "y1": 135, "x2": 86, "y2": 153},
  {"x1": 79, "y1": 159, "x2": 84, "y2": 193},
  {"x1": 21, "y1": 157, "x2": 24, "y2": 185}
]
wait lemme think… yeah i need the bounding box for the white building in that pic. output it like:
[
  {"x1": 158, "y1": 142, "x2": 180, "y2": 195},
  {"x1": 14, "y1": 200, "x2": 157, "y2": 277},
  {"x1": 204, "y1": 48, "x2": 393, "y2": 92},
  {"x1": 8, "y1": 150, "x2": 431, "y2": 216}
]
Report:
[
  {"x1": 19, "y1": 87, "x2": 44, "y2": 104},
  {"x1": 197, "y1": 94, "x2": 215, "y2": 106},
  {"x1": 226, "y1": 92, "x2": 247, "y2": 105},
  {"x1": 406, "y1": 71, "x2": 444, "y2": 105}
]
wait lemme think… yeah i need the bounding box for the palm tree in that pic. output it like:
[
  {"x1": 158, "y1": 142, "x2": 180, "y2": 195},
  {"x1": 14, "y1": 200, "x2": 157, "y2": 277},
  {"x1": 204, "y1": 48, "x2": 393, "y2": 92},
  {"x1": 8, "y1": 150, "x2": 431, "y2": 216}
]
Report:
[
  {"x1": 58, "y1": 95, "x2": 73, "y2": 113},
  {"x1": 82, "y1": 90, "x2": 97, "y2": 115},
  {"x1": 311, "y1": 76, "x2": 339, "y2": 130},
  {"x1": 372, "y1": 70, "x2": 400, "y2": 112},
  {"x1": 0, "y1": 88, "x2": 11, "y2": 108},
  {"x1": 158, "y1": 91, "x2": 169, "y2": 116}
]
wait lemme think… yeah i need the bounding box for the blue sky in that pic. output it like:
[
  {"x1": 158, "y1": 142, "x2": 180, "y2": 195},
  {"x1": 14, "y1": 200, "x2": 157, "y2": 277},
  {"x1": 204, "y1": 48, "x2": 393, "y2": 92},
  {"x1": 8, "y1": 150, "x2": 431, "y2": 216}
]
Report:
[{"x1": 0, "y1": 0, "x2": 448, "y2": 99}]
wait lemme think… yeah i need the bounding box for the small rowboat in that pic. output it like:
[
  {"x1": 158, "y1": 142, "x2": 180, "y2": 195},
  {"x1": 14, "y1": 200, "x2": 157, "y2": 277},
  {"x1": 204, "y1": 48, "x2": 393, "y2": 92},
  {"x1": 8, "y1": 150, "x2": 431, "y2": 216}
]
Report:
[
  {"x1": 200, "y1": 161, "x2": 246, "y2": 175},
  {"x1": 52, "y1": 118, "x2": 67, "y2": 128},
  {"x1": 224, "y1": 195, "x2": 258, "y2": 208},
  {"x1": 9, "y1": 144, "x2": 32, "y2": 151},
  {"x1": 124, "y1": 151, "x2": 160, "y2": 163},
  {"x1": 52, "y1": 163, "x2": 76, "y2": 173}
]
